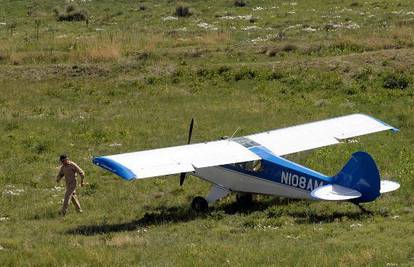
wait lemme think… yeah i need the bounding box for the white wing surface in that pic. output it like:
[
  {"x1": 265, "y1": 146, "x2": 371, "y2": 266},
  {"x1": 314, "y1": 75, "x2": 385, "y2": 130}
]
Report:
[
  {"x1": 93, "y1": 140, "x2": 261, "y2": 180},
  {"x1": 247, "y1": 114, "x2": 398, "y2": 156}
]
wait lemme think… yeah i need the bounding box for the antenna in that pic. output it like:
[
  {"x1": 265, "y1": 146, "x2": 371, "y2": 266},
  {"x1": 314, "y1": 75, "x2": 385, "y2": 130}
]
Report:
[{"x1": 229, "y1": 127, "x2": 241, "y2": 141}]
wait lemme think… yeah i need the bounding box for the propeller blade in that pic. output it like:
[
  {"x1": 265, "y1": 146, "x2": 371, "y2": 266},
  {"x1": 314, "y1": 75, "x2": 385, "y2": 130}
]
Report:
[
  {"x1": 179, "y1": 172, "x2": 186, "y2": 186},
  {"x1": 187, "y1": 118, "x2": 194, "y2": 144},
  {"x1": 180, "y1": 118, "x2": 194, "y2": 186}
]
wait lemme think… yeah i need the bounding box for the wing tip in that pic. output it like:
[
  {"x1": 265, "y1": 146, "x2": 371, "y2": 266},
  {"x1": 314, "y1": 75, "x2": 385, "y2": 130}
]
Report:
[
  {"x1": 359, "y1": 113, "x2": 399, "y2": 132},
  {"x1": 93, "y1": 156, "x2": 136, "y2": 180}
]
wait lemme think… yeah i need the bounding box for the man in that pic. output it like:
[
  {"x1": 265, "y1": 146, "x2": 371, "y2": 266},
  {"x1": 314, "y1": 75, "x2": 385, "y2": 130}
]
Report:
[{"x1": 56, "y1": 154, "x2": 85, "y2": 216}]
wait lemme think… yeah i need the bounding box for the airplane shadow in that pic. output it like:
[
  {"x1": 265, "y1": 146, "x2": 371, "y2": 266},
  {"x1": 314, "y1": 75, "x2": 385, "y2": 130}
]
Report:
[
  {"x1": 66, "y1": 198, "x2": 384, "y2": 236},
  {"x1": 288, "y1": 210, "x2": 372, "y2": 224},
  {"x1": 66, "y1": 205, "x2": 205, "y2": 236},
  {"x1": 66, "y1": 198, "x2": 294, "y2": 236}
]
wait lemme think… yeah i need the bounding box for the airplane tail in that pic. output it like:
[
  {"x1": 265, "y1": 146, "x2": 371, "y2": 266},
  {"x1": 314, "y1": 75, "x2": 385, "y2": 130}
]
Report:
[{"x1": 332, "y1": 151, "x2": 380, "y2": 203}]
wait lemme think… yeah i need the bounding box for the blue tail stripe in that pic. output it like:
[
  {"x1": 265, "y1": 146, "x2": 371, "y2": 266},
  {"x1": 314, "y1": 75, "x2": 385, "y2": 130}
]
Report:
[{"x1": 249, "y1": 146, "x2": 331, "y2": 182}]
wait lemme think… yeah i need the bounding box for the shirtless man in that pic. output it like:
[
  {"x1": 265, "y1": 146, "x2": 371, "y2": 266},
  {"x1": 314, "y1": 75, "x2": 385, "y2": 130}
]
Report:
[{"x1": 56, "y1": 154, "x2": 85, "y2": 216}]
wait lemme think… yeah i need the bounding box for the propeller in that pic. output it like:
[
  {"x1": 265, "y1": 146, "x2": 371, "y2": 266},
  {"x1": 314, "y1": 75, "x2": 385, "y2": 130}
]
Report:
[{"x1": 180, "y1": 118, "x2": 194, "y2": 186}]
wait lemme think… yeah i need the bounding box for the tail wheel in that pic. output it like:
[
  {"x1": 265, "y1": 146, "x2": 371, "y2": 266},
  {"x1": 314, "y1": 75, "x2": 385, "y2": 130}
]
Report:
[
  {"x1": 236, "y1": 193, "x2": 253, "y2": 206},
  {"x1": 191, "y1": 196, "x2": 208, "y2": 212}
]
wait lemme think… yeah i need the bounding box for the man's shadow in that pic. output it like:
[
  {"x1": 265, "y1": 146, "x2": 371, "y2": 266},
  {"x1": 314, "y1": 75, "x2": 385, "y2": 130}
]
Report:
[{"x1": 66, "y1": 197, "x2": 381, "y2": 236}]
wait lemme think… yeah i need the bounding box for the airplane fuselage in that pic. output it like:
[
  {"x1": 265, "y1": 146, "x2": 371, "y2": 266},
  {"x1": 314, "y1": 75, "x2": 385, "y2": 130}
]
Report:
[{"x1": 194, "y1": 145, "x2": 332, "y2": 200}]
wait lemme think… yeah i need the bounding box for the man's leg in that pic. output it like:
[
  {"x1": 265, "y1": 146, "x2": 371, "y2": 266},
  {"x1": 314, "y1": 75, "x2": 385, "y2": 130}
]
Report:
[
  {"x1": 61, "y1": 187, "x2": 75, "y2": 216},
  {"x1": 71, "y1": 191, "x2": 82, "y2": 212}
]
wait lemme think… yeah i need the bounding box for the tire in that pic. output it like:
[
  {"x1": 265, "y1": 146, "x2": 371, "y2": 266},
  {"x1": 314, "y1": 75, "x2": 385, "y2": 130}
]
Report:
[{"x1": 191, "y1": 196, "x2": 208, "y2": 212}]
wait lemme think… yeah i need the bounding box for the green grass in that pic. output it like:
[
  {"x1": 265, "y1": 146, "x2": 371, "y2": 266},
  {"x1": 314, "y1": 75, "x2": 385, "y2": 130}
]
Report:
[{"x1": 0, "y1": 0, "x2": 414, "y2": 266}]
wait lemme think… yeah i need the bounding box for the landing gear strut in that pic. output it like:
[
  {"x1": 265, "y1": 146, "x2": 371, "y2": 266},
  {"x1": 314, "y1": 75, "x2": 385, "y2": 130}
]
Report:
[{"x1": 191, "y1": 196, "x2": 208, "y2": 212}]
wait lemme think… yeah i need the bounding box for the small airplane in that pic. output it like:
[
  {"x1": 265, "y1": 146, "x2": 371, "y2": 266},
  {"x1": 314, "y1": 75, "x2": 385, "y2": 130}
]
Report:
[{"x1": 93, "y1": 114, "x2": 400, "y2": 212}]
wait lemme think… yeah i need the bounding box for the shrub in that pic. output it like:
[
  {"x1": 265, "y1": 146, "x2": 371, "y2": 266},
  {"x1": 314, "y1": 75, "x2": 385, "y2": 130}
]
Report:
[
  {"x1": 382, "y1": 73, "x2": 410, "y2": 89},
  {"x1": 34, "y1": 143, "x2": 48, "y2": 154},
  {"x1": 281, "y1": 43, "x2": 298, "y2": 52},
  {"x1": 0, "y1": 51, "x2": 7, "y2": 62},
  {"x1": 264, "y1": 44, "x2": 297, "y2": 57},
  {"x1": 234, "y1": 0, "x2": 246, "y2": 7},
  {"x1": 175, "y1": 6, "x2": 191, "y2": 17},
  {"x1": 234, "y1": 67, "x2": 256, "y2": 81},
  {"x1": 329, "y1": 40, "x2": 364, "y2": 53},
  {"x1": 217, "y1": 66, "x2": 232, "y2": 81},
  {"x1": 54, "y1": 4, "x2": 88, "y2": 22},
  {"x1": 265, "y1": 47, "x2": 279, "y2": 57},
  {"x1": 266, "y1": 71, "x2": 284, "y2": 80}
]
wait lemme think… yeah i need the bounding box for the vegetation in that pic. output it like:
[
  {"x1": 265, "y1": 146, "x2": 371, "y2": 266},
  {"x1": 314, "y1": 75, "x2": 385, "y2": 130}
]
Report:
[
  {"x1": 175, "y1": 6, "x2": 191, "y2": 17},
  {"x1": 53, "y1": 4, "x2": 88, "y2": 22},
  {"x1": 0, "y1": 0, "x2": 413, "y2": 266}
]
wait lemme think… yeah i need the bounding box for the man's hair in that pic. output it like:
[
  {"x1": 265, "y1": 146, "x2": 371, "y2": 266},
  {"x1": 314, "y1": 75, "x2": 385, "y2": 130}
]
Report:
[{"x1": 59, "y1": 154, "x2": 68, "y2": 161}]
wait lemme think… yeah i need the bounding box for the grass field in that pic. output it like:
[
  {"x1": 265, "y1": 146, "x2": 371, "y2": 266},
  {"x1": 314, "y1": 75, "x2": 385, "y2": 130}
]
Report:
[{"x1": 0, "y1": 0, "x2": 414, "y2": 266}]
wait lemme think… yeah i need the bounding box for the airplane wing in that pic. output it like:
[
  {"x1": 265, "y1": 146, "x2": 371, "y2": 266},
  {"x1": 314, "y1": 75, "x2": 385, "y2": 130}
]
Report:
[
  {"x1": 93, "y1": 140, "x2": 261, "y2": 180},
  {"x1": 93, "y1": 113, "x2": 398, "y2": 180},
  {"x1": 247, "y1": 113, "x2": 398, "y2": 156}
]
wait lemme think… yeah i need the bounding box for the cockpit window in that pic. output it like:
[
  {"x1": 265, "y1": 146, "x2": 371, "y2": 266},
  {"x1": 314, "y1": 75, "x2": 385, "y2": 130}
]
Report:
[{"x1": 234, "y1": 160, "x2": 263, "y2": 173}]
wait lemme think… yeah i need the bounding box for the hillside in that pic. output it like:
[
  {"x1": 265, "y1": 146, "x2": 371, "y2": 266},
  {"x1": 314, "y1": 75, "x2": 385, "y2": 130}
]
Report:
[{"x1": 0, "y1": 0, "x2": 413, "y2": 266}]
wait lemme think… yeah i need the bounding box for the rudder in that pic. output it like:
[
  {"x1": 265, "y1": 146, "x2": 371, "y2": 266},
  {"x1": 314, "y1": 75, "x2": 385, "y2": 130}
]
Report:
[{"x1": 333, "y1": 151, "x2": 380, "y2": 203}]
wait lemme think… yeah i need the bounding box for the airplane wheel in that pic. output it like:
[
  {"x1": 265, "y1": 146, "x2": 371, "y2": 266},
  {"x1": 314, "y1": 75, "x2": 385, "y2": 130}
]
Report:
[
  {"x1": 191, "y1": 196, "x2": 208, "y2": 212},
  {"x1": 236, "y1": 193, "x2": 253, "y2": 206}
]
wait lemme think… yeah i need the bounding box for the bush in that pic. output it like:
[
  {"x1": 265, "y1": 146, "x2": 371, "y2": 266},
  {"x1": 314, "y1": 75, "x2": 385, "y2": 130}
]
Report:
[
  {"x1": 265, "y1": 47, "x2": 279, "y2": 57},
  {"x1": 281, "y1": 43, "x2": 298, "y2": 52},
  {"x1": 234, "y1": 67, "x2": 256, "y2": 81},
  {"x1": 263, "y1": 44, "x2": 297, "y2": 57},
  {"x1": 328, "y1": 40, "x2": 364, "y2": 53},
  {"x1": 234, "y1": 0, "x2": 246, "y2": 7},
  {"x1": 175, "y1": 6, "x2": 191, "y2": 17},
  {"x1": 0, "y1": 51, "x2": 7, "y2": 62},
  {"x1": 266, "y1": 71, "x2": 284, "y2": 80},
  {"x1": 54, "y1": 4, "x2": 88, "y2": 22},
  {"x1": 382, "y1": 73, "x2": 410, "y2": 89}
]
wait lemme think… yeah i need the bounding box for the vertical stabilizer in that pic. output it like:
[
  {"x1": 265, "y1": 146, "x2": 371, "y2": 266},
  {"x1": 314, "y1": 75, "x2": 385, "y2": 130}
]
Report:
[{"x1": 333, "y1": 152, "x2": 380, "y2": 203}]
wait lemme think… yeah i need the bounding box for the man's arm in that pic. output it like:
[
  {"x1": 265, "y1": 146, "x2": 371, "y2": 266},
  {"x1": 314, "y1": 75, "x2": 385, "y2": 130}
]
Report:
[
  {"x1": 72, "y1": 162, "x2": 85, "y2": 186},
  {"x1": 56, "y1": 167, "x2": 64, "y2": 183}
]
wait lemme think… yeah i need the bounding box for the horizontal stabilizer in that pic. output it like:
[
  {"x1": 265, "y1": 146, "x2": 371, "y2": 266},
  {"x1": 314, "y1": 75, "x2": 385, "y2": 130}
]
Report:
[
  {"x1": 311, "y1": 184, "x2": 362, "y2": 201},
  {"x1": 380, "y1": 180, "x2": 400, "y2": 193}
]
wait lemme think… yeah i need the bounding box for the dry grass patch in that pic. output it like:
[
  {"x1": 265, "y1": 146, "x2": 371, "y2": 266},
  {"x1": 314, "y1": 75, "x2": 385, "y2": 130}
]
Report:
[
  {"x1": 168, "y1": 32, "x2": 230, "y2": 48},
  {"x1": 84, "y1": 44, "x2": 121, "y2": 62},
  {"x1": 143, "y1": 33, "x2": 165, "y2": 52},
  {"x1": 390, "y1": 26, "x2": 414, "y2": 47},
  {"x1": 9, "y1": 52, "x2": 24, "y2": 65},
  {"x1": 195, "y1": 32, "x2": 230, "y2": 46},
  {"x1": 69, "y1": 41, "x2": 121, "y2": 63}
]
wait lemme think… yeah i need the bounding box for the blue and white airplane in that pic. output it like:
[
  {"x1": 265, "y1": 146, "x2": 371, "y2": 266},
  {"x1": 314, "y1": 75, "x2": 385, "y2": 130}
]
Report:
[{"x1": 93, "y1": 114, "x2": 400, "y2": 211}]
